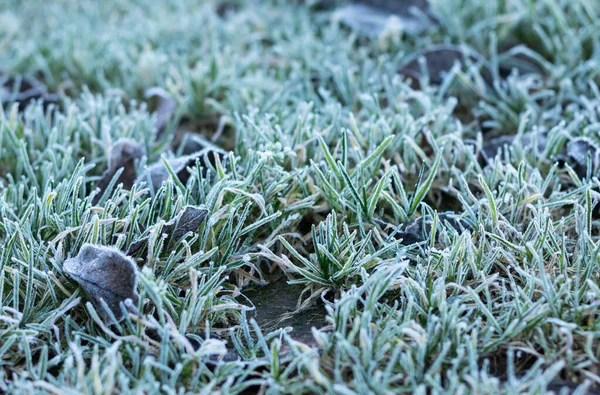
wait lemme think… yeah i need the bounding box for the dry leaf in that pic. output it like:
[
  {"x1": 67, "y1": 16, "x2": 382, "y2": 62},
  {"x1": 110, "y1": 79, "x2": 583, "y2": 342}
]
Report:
[
  {"x1": 63, "y1": 244, "x2": 139, "y2": 323},
  {"x1": 481, "y1": 132, "x2": 547, "y2": 163},
  {"x1": 0, "y1": 74, "x2": 58, "y2": 107},
  {"x1": 333, "y1": 0, "x2": 433, "y2": 37},
  {"x1": 145, "y1": 87, "x2": 176, "y2": 137},
  {"x1": 388, "y1": 212, "x2": 471, "y2": 246},
  {"x1": 399, "y1": 45, "x2": 492, "y2": 85},
  {"x1": 95, "y1": 138, "x2": 145, "y2": 201},
  {"x1": 128, "y1": 205, "x2": 210, "y2": 255},
  {"x1": 137, "y1": 148, "x2": 225, "y2": 191},
  {"x1": 564, "y1": 137, "x2": 600, "y2": 178}
]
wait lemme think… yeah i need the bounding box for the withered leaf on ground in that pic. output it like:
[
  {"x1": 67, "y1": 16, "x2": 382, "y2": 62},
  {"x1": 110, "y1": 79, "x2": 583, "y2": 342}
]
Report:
[
  {"x1": 177, "y1": 130, "x2": 228, "y2": 156},
  {"x1": 481, "y1": 132, "x2": 548, "y2": 164},
  {"x1": 0, "y1": 74, "x2": 59, "y2": 107},
  {"x1": 562, "y1": 137, "x2": 600, "y2": 178},
  {"x1": 359, "y1": 0, "x2": 430, "y2": 15},
  {"x1": 384, "y1": 211, "x2": 472, "y2": 246},
  {"x1": 128, "y1": 205, "x2": 210, "y2": 255},
  {"x1": 399, "y1": 45, "x2": 548, "y2": 90},
  {"x1": 136, "y1": 148, "x2": 226, "y2": 191},
  {"x1": 137, "y1": 153, "x2": 195, "y2": 191},
  {"x1": 333, "y1": 0, "x2": 434, "y2": 37},
  {"x1": 94, "y1": 138, "x2": 145, "y2": 202},
  {"x1": 145, "y1": 87, "x2": 177, "y2": 138},
  {"x1": 498, "y1": 48, "x2": 549, "y2": 78},
  {"x1": 63, "y1": 244, "x2": 139, "y2": 324},
  {"x1": 399, "y1": 45, "x2": 493, "y2": 86}
]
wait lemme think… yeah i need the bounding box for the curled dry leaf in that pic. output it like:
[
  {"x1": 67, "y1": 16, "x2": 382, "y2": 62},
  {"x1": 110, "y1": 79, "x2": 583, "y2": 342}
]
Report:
[
  {"x1": 63, "y1": 244, "x2": 139, "y2": 324},
  {"x1": 333, "y1": 0, "x2": 433, "y2": 37},
  {"x1": 95, "y1": 138, "x2": 145, "y2": 200},
  {"x1": 145, "y1": 87, "x2": 177, "y2": 137},
  {"x1": 481, "y1": 132, "x2": 548, "y2": 163},
  {"x1": 563, "y1": 137, "x2": 600, "y2": 178},
  {"x1": 0, "y1": 74, "x2": 59, "y2": 107},
  {"x1": 498, "y1": 50, "x2": 549, "y2": 78},
  {"x1": 128, "y1": 205, "x2": 210, "y2": 255},
  {"x1": 386, "y1": 211, "x2": 472, "y2": 246},
  {"x1": 137, "y1": 148, "x2": 226, "y2": 191},
  {"x1": 399, "y1": 45, "x2": 493, "y2": 86},
  {"x1": 177, "y1": 129, "x2": 229, "y2": 155}
]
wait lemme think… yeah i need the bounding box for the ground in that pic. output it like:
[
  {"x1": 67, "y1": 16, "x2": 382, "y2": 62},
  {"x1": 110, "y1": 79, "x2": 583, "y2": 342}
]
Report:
[{"x1": 1, "y1": 0, "x2": 600, "y2": 393}]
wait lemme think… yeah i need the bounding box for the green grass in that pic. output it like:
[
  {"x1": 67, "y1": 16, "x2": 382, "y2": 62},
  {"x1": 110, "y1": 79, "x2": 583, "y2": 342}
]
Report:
[{"x1": 1, "y1": 0, "x2": 600, "y2": 393}]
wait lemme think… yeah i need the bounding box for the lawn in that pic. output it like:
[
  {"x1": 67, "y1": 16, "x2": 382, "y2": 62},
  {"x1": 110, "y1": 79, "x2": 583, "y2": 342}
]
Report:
[{"x1": 1, "y1": 0, "x2": 600, "y2": 393}]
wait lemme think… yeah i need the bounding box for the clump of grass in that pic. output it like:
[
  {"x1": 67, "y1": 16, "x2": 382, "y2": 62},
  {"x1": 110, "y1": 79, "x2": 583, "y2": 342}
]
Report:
[{"x1": 270, "y1": 211, "x2": 402, "y2": 288}]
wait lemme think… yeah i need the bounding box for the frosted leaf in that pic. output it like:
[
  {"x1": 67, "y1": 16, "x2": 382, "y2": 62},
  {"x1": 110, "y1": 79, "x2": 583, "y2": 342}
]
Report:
[
  {"x1": 63, "y1": 244, "x2": 139, "y2": 324},
  {"x1": 137, "y1": 148, "x2": 225, "y2": 191},
  {"x1": 482, "y1": 132, "x2": 547, "y2": 163},
  {"x1": 565, "y1": 137, "x2": 600, "y2": 177},
  {"x1": 95, "y1": 138, "x2": 145, "y2": 199},
  {"x1": 333, "y1": 0, "x2": 433, "y2": 37},
  {"x1": 389, "y1": 212, "x2": 471, "y2": 246},
  {"x1": 128, "y1": 205, "x2": 210, "y2": 255},
  {"x1": 399, "y1": 45, "x2": 492, "y2": 85},
  {"x1": 0, "y1": 74, "x2": 58, "y2": 107},
  {"x1": 145, "y1": 87, "x2": 176, "y2": 137}
]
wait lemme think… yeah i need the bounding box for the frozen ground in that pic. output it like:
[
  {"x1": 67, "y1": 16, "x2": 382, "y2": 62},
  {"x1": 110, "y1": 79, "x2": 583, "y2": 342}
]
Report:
[{"x1": 1, "y1": 0, "x2": 600, "y2": 393}]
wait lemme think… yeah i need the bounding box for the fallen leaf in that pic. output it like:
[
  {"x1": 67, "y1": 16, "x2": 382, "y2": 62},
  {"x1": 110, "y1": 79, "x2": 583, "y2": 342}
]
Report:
[
  {"x1": 239, "y1": 276, "x2": 327, "y2": 349},
  {"x1": 387, "y1": 211, "x2": 472, "y2": 246},
  {"x1": 137, "y1": 148, "x2": 225, "y2": 191},
  {"x1": 333, "y1": 0, "x2": 433, "y2": 37},
  {"x1": 215, "y1": 1, "x2": 240, "y2": 17},
  {"x1": 177, "y1": 129, "x2": 229, "y2": 155},
  {"x1": 145, "y1": 87, "x2": 177, "y2": 137},
  {"x1": 0, "y1": 74, "x2": 58, "y2": 107},
  {"x1": 170, "y1": 205, "x2": 210, "y2": 239},
  {"x1": 95, "y1": 138, "x2": 145, "y2": 201},
  {"x1": 128, "y1": 205, "x2": 210, "y2": 255},
  {"x1": 63, "y1": 244, "x2": 139, "y2": 323},
  {"x1": 564, "y1": 137, "x2": 600, "y2": 178},
  {"x1": 138, "y1": 154, "x2": 195, "y2": 191},
  {"x1": 399, "y1": 45, "x2": 493, "y2": 85},
  {"x1": 498, "y1": 48, "x2": 549, "y2": 78},
  {"x1": 481, "y1": 132, "x2": 547, "y2": 163}
]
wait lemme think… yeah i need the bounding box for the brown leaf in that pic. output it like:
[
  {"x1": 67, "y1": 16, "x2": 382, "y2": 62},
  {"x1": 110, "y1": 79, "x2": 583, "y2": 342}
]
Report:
[
  {"x1": 385, "y1": 211, "x2": 472, "y2": 246},
  {"x1": 399, "y1": 45, "x2": 493, "y2": 85},
  {"x1": 0, "y1": 74, "x2": 58, "y2": 107},
  {"x1": 128, "y1": 205, "x2": 210, "y2": 256},
  {"x1": 63, "y1": 244, "x2": 139, "y2": 324},
  {"x1": 136, "y1": 148, "x2": 225, "y2": 191},
  {"x1": 333, "y1": 0, "x2": 434, "y2": 37},
  {"x1": 145, "y1": 87, "x2": 176, "y2": 138},
  {"x1": 95, "y1": 138, "x2": 145, "y2": 201}
]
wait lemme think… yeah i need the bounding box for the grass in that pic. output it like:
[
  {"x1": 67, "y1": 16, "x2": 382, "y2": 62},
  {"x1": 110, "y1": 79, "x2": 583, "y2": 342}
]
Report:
[{"x1": 1, "y1": 0, "x2": 600, "y2": 393}]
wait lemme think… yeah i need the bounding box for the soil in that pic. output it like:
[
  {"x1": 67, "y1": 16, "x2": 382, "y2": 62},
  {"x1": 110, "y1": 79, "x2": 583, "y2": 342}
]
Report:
[{"x1": 240, "y1": 276, "x2": 328, "y2": 347}]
